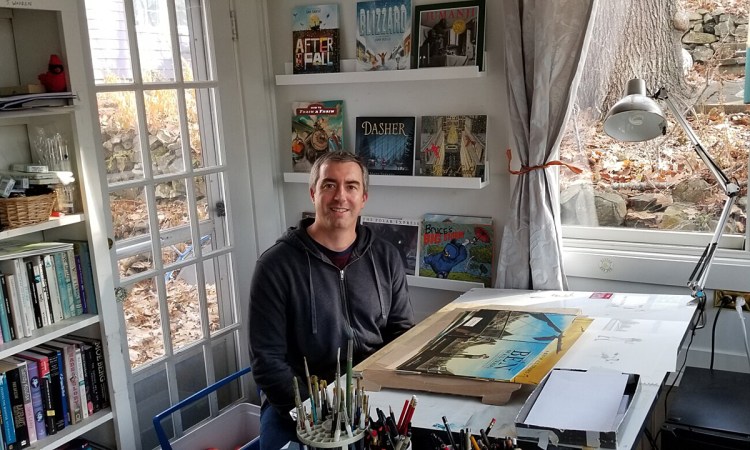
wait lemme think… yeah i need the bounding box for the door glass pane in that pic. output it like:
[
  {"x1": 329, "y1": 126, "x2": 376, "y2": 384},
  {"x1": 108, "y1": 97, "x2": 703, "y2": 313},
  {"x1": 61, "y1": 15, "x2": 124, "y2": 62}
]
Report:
[
  {"x1": 96, "y1": 91, "x2": 145, "y2": 182},
  {"x1": 85, "y1": 0, "x2": 134, "y2": 84},
  {"x1": 175, "y1": 355, "x2": 209, "y2": 428},
  {"x1": 124, "y1": 277, "x2": 165, "y2": 369},
  {"x1": 176, "y1": 0, "x2": 211, "y2": 82},
  {"x1": 167, "y1": 263, "x2": 203, "y2": 351},
  {"x1": 187, "y1": 88, "x2": 220, "y2": 169},
  {"x1": 135, "y1": 0, "x2": 176, "y2": 82},
  {"x1": 212, "y1": 336, "x2": 240, "y2": 409},
  {"x1": 156, "y1": 178, "x2": 189, "y2": 228},
  {"x1": 118, "y1": 247, "x2": 154, "y2": 280},
  {"x1": 133, "y1": 368, "x2": 169, "y2": 449},
  {"x1": 205, "y1": 255, "x2": 235, "y2": 334},
  {"x1": 110, "y1": 186, "x2": 150, "y2": 240},
  {"x1": 145, "y1": 89, "x2": 186, "y2": 175}
]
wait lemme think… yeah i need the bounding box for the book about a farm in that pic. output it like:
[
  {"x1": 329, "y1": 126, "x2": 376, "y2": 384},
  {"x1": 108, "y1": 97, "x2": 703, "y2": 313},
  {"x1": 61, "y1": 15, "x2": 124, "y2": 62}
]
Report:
[
  {"x1": 419, "y1": 214, "x2": 493, "y2": 286},
  {"x1": 291, "y1": 100, "x2": 344, "y2": 173},
  {"x1": 417, "y1": 114, "x2": 487, "y2": 180},
  {"x1": 355, "y1": 116, "x2": 416, "y2": 176},
  {"x1": 396, "y1": 309, "x2": 583, "y2": 384},
  {"x1": 292, "y1": 4, "x2": 340, "y2": 74},
  {"x1": 355, "y1": 0, "x2": 412, "y2": 71},
  {"x1": 361, "y1": 216, "x2": 420, "y2": 275}
]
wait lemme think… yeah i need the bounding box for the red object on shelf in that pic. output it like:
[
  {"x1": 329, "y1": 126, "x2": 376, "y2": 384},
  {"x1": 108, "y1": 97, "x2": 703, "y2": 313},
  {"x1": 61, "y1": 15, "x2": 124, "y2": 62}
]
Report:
[{"x1": 38, "y1": 54, "x2": 67, "y2": 92}]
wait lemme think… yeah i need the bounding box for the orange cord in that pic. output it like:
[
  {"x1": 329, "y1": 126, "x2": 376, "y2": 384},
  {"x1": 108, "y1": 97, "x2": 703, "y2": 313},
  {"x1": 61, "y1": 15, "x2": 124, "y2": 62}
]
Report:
[{"x1": 506, "y1": 148, "x2": 583, "y2": 175}]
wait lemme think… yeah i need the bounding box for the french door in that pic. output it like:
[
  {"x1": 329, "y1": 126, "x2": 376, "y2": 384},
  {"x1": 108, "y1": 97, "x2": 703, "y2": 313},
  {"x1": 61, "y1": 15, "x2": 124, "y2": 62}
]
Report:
[{"x1": 84, "y1": 0, "x2": 254, "y2": 447}]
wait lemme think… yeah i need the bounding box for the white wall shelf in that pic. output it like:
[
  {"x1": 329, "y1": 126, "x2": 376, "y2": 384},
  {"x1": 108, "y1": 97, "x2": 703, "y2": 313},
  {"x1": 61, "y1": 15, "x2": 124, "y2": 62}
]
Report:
[
  {"x1": 0, "y1": 106, "x2": 76, "y2": 124},
  {"x1": 0, "y1": 214, "x2": 86, "y2": 240},
  {"x1": 0, "y1": 314, "x2": 99, "y2": 360},
  {"x1": 37, "y1": 408, "x2": 114, "y2": 450},
  {"x1": 407, "y1": 275, "x2": 484, "y2": 292},
  {"x1": 283, "y1": 172, "x2": 488, "y2": 189},
  {"x1": 276, "y1": 59, "x2": 485, "y2": 85}
]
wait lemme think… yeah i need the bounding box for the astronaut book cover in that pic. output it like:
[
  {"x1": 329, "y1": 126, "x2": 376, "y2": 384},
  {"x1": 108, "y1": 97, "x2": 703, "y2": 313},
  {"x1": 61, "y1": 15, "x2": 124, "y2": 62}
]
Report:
[
  {"x1": 396, "y1": 309, "x2": 580, "y2": 383},
  {"x1": 355, "y1": 116, "x2": 416, "y2": 176},
  {"x1": 292, "y1": 4, "x2": 340, "y2": 74},
  {"x1": 417, "y1": 115, "x2": 487, "y2": 180},
  {"x1": 419, "y1": 214, "x2": 493, "y2": 286},
  {"x1": 361, "y1": 216, "x2": 420, "y2": 275},
  {"x1": 292, "y1": 100, "x2": 344, "y2": 173},
  {"x1": 355, "y1": 0, "x2": 412, "y2": 71}
]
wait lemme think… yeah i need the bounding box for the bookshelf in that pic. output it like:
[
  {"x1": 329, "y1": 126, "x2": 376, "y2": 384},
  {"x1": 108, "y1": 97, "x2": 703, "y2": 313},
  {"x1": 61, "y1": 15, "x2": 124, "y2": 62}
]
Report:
[{"x1": 0, "y1": 0, "x2": 133, "y2": 448}]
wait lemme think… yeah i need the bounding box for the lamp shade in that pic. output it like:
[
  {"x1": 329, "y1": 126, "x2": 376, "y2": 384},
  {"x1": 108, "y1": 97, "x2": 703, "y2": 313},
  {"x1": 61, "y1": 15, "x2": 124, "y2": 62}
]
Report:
[{"x1": 603, "y1": 78, "x2": 667, "y2": 142}]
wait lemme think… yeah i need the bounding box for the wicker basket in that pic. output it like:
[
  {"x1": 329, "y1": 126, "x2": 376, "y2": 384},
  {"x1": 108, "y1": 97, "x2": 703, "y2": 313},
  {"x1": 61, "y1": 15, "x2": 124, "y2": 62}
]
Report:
[{"x1": 0, "y1": 192, "x2": 57, "y2": 229}]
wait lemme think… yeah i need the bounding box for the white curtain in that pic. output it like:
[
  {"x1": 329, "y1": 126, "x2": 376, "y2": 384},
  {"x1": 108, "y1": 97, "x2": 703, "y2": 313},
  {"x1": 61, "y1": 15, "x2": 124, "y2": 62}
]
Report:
[{"x1": 495, "y1": 0, "x2": 597, "y2": 290}]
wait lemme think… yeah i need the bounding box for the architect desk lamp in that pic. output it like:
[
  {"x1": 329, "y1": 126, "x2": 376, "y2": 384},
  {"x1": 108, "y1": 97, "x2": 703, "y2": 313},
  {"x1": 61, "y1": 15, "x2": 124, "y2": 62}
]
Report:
[{"x1": 603, "y1": 78, "x2": 740, "y2": 329}]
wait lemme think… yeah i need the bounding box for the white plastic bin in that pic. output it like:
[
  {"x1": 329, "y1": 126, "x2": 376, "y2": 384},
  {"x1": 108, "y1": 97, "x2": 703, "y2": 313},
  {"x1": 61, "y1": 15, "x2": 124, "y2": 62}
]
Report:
[{"x1": 170, "y1": 402, "x2": 260, "y2": 450}]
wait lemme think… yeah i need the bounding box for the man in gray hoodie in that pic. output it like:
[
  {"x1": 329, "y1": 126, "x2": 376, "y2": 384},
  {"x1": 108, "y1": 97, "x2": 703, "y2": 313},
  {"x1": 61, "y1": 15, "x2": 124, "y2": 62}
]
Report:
[{"x1": 249, "y1": 151, "x2": 414, "y2": 449}]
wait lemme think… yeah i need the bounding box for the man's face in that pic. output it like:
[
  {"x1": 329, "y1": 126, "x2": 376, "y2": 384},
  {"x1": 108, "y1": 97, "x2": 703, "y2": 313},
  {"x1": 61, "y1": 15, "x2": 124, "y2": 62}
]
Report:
[{"x1": 311, "y1": 161, "x2": 368, "y2": 232}]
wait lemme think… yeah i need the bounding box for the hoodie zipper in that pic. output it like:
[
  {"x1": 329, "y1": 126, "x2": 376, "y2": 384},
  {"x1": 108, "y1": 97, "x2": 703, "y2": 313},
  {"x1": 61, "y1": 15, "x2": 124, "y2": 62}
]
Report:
[{"x1": 339, "y1": 269, "x2": 358, "y2": 349}]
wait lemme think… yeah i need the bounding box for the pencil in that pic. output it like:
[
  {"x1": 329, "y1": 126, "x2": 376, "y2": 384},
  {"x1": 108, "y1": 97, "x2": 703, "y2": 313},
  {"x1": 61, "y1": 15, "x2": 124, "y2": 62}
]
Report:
[
  {"x1": 470, "y1": 435, "x2": 482, "y2": 450},
  {"x1": 442, "y1": 415, "x2": 456, "y2": 449},
  {"x1": 346, "y1": 339, "x2": 353, "y2": 421},
  {"x1": 485, "y1": 418, "x2": 496, "y2": 436}
]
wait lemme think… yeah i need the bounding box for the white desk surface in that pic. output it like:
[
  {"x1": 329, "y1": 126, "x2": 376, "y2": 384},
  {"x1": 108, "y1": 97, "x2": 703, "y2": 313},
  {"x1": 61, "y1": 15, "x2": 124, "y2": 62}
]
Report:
[{"x1": 362, "y1": 288, "x2": 698, "y2": 449}]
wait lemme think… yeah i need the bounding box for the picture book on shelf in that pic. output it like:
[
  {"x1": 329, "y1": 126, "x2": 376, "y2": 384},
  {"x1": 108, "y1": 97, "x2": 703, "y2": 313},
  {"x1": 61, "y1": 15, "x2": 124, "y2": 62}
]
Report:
[
  {"x1": 292, "y1": 100, "x2": 344, "y2": 173},
  {"x1": 355, "y1": 0, "x2": 412, "y2": 71},
  {"x1": 361, "y1": 216, "x2": 420, "y2": 275},
  {"x1": 413, "y1": 0, "x2": 486, "y2": 70},
  {"x1": 292, "y1": 4, "x2": 340, "y2": 74},
  {"x1": 396, "y1": 309, "x2": 580, "y2": 383},
  {"x1": 419, "y1": 214, "x2": 493, "y2": 287},
  {"x1": 355, "y1": 116, "x2": 415, "y2": 176},
  {"x1": 416, "y1": 115, "x2": 487, "y2": 180}
]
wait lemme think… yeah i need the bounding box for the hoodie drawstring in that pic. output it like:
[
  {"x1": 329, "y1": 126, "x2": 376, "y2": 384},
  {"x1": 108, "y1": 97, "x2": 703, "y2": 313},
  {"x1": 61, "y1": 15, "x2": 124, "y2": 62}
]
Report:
[
  {"x1": 306, "y1": 252, "x2": 318, "y2": 334},
  {"x1": 369, "y1": 252, "x2": 386, "y2": 320}
]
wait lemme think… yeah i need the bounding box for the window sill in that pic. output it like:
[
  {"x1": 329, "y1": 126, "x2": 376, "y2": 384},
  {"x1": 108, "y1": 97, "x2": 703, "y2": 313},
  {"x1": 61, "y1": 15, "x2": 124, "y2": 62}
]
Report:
[{"x1": 562, "y1": 239, "x2": 750, "y2": 292}]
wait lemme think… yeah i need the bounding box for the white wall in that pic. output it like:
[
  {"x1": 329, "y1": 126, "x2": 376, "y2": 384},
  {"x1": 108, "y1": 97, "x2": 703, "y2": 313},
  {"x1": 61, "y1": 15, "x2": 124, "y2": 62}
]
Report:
[{"x1": 264, "y1": 0, "x2": 511, "y2": 312}]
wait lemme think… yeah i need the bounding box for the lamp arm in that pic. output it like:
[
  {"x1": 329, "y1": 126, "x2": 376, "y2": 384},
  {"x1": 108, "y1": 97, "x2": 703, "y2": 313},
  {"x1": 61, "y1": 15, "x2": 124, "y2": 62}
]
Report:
[
  {"x1": 653, "y1": 89, "x2": 740, "y2": 310},
  {"x1": 654, "y1": 88, "x2": 737, "y2": 196}
]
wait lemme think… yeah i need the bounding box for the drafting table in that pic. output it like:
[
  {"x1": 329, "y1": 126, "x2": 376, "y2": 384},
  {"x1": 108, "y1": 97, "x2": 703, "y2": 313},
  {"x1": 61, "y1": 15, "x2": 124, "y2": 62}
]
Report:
[{"x1": 357, "y1": 289, "x2": 698, "y2": 449}]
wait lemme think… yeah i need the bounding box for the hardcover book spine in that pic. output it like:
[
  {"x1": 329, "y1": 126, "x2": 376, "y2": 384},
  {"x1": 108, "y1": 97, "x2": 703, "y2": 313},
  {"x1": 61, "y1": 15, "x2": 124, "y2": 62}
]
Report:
[
  {"x1": 25, "y1": 259, "x2": 46, "y2": 328},
  {"x1": 0, "y1": 372, "x2": 17, "y2": 447},
  {"x1": 4, "y1": 366, "x2": 31, "y2": 449},
  {"x1": 42, "y1": 254, "x2": 64, "y2": 323},
  {"x1": 4, "y1": 274, "x2": 28, "y2": 339},
  {"x1": 65, "y1": 249, "x2": 83, "y2": 317},
  {"x1": 73, "y1": 347, "x2": 88, "y2": 419},
  {"x1": 12, "y1": 359, "x2": 37, "y2": 443},
  {"x1": 18, "y1": 359, "x2": 46, "y2": 440},
  {"x1": 0, "y1": 275, "x2": 14, "y2": 341},
  {"x1": 37, "y1": 347, "x2": 66, "y2": 430},
  {"x1": 73, "y1": 241, "x2": 97, "y2": 314},
  {"x1": 13, "y1": 258, "x2": 36, "y2": 336},
  {"x1": 52, "y1": 252, "x2": 72, "y2": 320},
  {"x1": 81, "y1": 344, "x2": 101, "y2": 413}
]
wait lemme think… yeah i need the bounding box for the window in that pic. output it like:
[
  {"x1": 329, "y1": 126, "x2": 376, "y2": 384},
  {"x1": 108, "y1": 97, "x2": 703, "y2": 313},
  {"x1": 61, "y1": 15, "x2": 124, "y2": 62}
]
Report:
[{"x1": 559, "y1": 0, "x2": 748, "y2": 259}]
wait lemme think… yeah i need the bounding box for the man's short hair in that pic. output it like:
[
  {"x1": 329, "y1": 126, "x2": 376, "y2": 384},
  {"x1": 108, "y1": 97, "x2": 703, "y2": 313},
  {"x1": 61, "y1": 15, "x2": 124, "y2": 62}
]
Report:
[{"x1": 309, "y1": 151, "x2": 369, "y2": 193}]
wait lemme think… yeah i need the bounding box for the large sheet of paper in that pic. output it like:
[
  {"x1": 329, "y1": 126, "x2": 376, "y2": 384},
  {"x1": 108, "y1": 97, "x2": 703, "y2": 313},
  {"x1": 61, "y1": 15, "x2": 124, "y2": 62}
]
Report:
[{"x1": 523, "y1": 370, "x2": 629, "y2": 431}]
